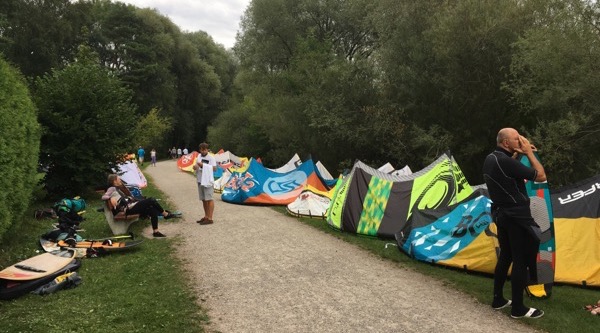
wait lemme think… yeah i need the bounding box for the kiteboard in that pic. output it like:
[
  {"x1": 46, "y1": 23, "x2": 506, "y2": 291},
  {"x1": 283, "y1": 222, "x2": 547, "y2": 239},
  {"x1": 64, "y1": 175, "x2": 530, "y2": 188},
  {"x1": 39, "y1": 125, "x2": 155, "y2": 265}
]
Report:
[
  {"x1": 40, "y1": 238, "x2": 87, "y2": 258},
  {"x1": 55, "y1": 239, "x2": 143, "y2": 256},
  {"x1": 519, "y1": 152, "x2": 556, "y2": 298},
  {"x1": 40, "y1": 232, "x2": 136, "y2": 258},
  {"x1": 0, "y1": 250, "x2": 75, "y2": 281},
  {"x1": 0, "y1": 257, "x2": 81, "y2": 300}
]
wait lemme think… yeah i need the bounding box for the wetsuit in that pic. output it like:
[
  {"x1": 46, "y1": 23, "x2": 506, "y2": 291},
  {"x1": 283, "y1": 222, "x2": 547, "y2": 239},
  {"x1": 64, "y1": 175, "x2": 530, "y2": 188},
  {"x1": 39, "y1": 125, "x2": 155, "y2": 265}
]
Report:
[{"x1": 482, "y1": 147, "x2": 540, "y2": 316}]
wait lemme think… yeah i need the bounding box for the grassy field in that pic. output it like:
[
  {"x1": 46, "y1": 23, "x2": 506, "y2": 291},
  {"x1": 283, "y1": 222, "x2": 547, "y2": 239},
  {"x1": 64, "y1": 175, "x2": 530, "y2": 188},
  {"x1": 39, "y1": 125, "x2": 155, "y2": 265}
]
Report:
[{"x1": 1, "y1": 177, "x2": 598, "y2": 333}]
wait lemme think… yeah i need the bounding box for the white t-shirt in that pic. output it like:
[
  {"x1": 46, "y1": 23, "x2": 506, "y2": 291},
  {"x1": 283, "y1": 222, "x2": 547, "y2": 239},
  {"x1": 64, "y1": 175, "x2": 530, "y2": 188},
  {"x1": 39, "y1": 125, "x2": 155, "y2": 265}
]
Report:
[
  {"x1": 196, "y1": 153, "x2": 217, "y2": 186},
  {"x1": 183, "y1": 148, "x2": 189, "y2": 155}
]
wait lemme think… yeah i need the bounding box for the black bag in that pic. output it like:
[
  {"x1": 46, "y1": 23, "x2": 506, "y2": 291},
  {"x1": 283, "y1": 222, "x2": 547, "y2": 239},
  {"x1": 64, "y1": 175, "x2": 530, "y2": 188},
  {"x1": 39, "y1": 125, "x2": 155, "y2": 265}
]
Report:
[{"x1": 115, "y1": 188, "x2": 137, "y2": 214}]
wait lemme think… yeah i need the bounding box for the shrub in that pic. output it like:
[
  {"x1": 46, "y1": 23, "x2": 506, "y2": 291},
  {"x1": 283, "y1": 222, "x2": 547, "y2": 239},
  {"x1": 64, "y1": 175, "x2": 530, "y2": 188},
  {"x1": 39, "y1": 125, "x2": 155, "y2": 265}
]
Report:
[
  {"x1": 34, "y1": 51, "x2": 138, "y2": 196},
  {"x1": 0, "y1": 56, "x2": 41, "y2": 237}
]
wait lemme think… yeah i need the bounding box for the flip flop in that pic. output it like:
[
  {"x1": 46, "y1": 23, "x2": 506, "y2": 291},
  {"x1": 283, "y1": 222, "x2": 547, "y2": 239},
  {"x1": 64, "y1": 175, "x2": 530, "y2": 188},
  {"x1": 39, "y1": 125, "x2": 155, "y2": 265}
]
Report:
[
  {"x1": 492, "y1": 299, "x2": 512, "y2": 310},
  {"x1": 511, "y1": 308, "x2": 544, "y2": 319}
]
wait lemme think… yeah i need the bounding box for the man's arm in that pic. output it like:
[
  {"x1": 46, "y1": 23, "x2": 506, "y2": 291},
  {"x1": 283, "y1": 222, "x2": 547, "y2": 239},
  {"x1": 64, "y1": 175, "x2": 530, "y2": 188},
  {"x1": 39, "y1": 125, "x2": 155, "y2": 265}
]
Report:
[{"x1": 517, "y1": 136, "x2": 546, "y2": 182}]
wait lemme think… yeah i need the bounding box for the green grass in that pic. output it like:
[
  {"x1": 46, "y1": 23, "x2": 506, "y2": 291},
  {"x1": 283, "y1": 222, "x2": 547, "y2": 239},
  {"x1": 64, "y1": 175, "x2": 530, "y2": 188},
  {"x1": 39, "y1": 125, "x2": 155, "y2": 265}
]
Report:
[
  {"x1": 272, "y1": 207, "x2": 600, "y2": 333},
  {"x1": 0, "y1": 178, "x2": 207, "y2": 333}
]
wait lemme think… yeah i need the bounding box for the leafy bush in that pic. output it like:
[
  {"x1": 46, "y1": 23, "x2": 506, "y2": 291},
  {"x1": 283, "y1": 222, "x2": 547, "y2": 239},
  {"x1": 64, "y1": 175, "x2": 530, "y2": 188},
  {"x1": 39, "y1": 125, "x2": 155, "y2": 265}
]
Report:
[
  {"x1": 34, "y1": 50, "x2": 138, "y2": 196},
  {"x1": 0, "y1": 56, "x2": 40, "y2": 237}
]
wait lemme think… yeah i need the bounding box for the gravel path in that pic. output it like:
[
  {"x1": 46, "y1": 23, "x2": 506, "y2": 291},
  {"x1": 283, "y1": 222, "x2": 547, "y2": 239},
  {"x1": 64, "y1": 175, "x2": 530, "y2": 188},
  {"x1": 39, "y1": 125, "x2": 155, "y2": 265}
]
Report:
[{"x1": 144, "y1": 160, "x2": 541, "y2": 333}]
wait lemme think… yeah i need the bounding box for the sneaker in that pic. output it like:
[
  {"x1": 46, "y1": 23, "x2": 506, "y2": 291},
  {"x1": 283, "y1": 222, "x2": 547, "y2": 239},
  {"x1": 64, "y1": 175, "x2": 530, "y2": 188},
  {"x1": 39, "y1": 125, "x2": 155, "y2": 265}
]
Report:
[
  {"x1": 511, "y1": 308, "x2": 544, "y2": 319},
  {"x1": 163, "y1": 210, "x2": 175, "y2": 220},
  {"x1": 199, "y1": 219, "x2": 213, "y2": 225},
  {"x1": 152, "y1": 231, "x2": 167, "y2": 238},
  {"x1": 492, "y1": 299, "x2": 512, "y2": 310}
]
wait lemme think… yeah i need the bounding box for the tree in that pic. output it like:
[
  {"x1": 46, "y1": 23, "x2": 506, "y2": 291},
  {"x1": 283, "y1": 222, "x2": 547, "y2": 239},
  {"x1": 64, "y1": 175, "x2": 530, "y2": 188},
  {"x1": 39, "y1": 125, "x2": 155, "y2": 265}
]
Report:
[
  {"x1": 372, "y1": 0, "x2": 537, "y2": 181},
  {"x1": 34, "y1": 46, "x2": 138, "y2": 196},
  {"x1": 88, "y1": 2, "x2": 178, "y2": 114},
  {"x1": 133, "y1": 107, "x2": 173, "y2": 151},
  {"x1": 171, "y1": 35, "x2": 222, "y2": 147},
  {"x1": 217, "y1": 0, "x2": 382, "y2": 170},
  {"x1": 0, "y1": 56, "x2": 40, "y2": 236},
  {"x1": 0, "y1": 0, "x2": 91, "y2": 78},
  {"x1": 506, "y1": 0, "x2": 600, "y2": 186}
]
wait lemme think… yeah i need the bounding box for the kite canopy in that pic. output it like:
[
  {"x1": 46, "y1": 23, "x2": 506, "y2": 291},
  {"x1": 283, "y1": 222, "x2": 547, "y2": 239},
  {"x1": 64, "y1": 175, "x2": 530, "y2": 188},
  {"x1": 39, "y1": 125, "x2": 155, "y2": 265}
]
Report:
[
  {"x1": 214, "y1": 169, "x2": 232, "y2": 193},
  {"x1": 177, "y1": 150, "x2": 248, "y2": 179},
  {"x1": 396, "y1": 189, "x2": 498, "y2": 273},
  {"x1": 268, "y1": 153, "x2": 302, "y2": 173},
  {"x1": 551, "y1": 174, "x2": 600, "y2": 286},
  {"x1": 114, "y1": 161, "x2": 147, "y2": 188},
  {"x1": 377, "y1": 163, "x2": 412, "y2": 176},
  {"x1": 391, "y1": 153, "x2": 557, "y2": 295},
  {"x1": 177, "y1": 151, "x2": 199, "y2": 172},
  {"x1": 214, "y1": 150, "x2": 245, "y2": 169},
  {"x1": 286, "y1": 181, "x2": 338, "y2": 219},
  {"x1": 327, "y1": 152, "x2": 473, "y2": 238},
  {"x1": 519, "y1": 153, "x2": 556, "y2": 296},
  {"x1": 221, "y1": 158, "x2": 330, "y2": 205}
]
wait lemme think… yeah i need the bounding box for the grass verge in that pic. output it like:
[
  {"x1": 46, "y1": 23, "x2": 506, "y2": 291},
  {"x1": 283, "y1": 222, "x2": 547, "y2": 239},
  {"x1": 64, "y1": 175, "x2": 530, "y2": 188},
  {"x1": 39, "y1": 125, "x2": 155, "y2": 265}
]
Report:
[
  {"x1": 0, "y1": 179, "x2": 207, "y2": 333},
  {"x1": 272, "y1": 207, "x2": 600, "y2": 333}
]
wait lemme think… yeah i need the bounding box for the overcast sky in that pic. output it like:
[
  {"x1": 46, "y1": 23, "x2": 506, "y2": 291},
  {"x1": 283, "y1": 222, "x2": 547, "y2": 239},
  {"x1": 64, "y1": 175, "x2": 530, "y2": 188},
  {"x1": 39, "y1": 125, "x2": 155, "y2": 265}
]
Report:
[{"x1": 116, "y1": 0, "x2": 252, "y2": 49}]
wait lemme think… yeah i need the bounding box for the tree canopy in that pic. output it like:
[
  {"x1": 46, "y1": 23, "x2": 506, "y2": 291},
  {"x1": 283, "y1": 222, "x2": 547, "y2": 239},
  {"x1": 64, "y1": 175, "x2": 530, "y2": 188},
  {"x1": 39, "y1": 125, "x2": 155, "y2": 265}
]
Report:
[
  {"x1": 34, "y1": 46, "x2": 138, "y2": 196},
  {"x1": 209, "y1": 0, "x2": 600, "y2": 186},
  {"x1": 1, "y1": 0, "x2": 599, "y2": 198}
]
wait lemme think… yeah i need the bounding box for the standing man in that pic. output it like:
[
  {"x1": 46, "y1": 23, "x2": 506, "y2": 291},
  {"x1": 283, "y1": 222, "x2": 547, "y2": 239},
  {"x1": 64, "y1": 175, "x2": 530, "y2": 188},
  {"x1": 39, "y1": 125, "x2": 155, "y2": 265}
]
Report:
[
  {"x1": 193, "y1": 142, "x2": 217, "y2": 225},
  {"x1": 483, "y1": 128, "x2": 546, "y2": 319},
  {"x1": 137, "y1": 146, "x2": 145, "y2": 166},
  {"x1": 183, "y1": 147, "x2": 189, "y2": 155}
]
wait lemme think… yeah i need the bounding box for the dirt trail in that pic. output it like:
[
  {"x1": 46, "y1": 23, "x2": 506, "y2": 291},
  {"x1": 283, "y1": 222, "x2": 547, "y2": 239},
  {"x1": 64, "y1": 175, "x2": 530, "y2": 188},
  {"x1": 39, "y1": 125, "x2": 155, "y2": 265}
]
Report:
[{"x1": 145, "y1": 160, "x2": 541, "y2": 333}]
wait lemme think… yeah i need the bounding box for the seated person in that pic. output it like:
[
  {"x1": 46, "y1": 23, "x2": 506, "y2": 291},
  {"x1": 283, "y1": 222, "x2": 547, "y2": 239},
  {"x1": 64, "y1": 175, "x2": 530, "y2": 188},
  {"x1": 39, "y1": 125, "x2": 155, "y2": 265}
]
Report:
[{"x1": 102, "y1": 174, "x2": 174, "y2": 238}]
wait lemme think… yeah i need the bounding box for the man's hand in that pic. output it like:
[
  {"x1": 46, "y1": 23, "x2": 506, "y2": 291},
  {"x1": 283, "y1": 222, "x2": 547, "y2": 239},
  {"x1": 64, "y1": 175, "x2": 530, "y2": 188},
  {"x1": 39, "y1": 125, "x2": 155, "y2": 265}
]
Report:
[{"x1": 515, "y1": 135, "x2": 537, "y2": 155}]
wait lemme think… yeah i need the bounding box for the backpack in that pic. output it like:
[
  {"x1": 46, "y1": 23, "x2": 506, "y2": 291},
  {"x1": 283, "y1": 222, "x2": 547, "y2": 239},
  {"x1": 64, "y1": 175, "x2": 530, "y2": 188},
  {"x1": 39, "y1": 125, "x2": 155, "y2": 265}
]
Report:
[
  {"x1": 53, "y1": 197, "x2": 86, "y2": 214},
  {"x1": 53, "y1": 197, "x2": 86, "y2": 227}
]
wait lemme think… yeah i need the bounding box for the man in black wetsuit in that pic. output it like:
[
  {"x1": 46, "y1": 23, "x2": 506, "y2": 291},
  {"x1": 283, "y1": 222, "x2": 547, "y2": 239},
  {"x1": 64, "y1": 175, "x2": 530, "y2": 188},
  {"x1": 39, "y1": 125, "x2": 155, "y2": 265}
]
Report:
[{"x1": 482, "y1": 128, "x2": 547, "y2": 319}]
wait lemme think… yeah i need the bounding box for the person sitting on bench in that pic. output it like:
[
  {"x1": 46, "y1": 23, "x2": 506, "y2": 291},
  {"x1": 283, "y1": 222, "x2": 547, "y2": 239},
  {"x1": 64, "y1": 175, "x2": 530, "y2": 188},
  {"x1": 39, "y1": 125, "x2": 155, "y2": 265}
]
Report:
[{"x1": 102, "y1": 174, "x2": 174, "y2": 238}]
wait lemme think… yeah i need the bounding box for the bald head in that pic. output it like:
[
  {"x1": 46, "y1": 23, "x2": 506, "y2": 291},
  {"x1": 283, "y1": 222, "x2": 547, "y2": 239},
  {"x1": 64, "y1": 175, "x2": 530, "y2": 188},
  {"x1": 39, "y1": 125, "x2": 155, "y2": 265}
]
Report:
[{"x1": 497, "y1": 128, "x2": 518, "y2": 145}]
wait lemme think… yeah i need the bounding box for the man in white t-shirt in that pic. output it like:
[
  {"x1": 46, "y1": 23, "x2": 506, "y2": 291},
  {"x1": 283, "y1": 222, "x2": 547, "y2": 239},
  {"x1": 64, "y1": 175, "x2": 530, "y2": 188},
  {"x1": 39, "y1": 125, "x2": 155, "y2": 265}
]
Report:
[
  {"x1": 193, "y1": 142, "x2": 217, "y2": 224},
  {"x1": 183, "y1": 147, "x2": 189, "y2": 155}
]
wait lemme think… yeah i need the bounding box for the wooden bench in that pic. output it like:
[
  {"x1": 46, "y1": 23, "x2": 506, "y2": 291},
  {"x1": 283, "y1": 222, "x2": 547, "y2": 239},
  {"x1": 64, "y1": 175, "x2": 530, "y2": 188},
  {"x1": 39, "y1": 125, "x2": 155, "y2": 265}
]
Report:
[{"x1": 103, "y1": 200, "x2": 140, "y2": 235}]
